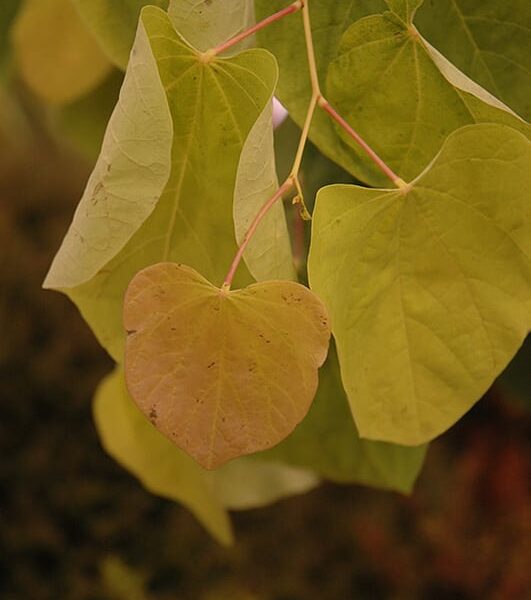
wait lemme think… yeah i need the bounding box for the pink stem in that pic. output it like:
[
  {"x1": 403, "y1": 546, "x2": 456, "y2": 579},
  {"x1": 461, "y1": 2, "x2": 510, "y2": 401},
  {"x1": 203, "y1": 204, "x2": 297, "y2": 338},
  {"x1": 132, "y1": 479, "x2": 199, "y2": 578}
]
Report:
[
  {"x1": 319, "y1": 97, "x2": 404, "y2": 187},
  {"x1": 212, "y1": 1, "x2": 302, "y2": 56},
  {"x1": 223, "y1": 179, "x2": 294, "y2": 289}
]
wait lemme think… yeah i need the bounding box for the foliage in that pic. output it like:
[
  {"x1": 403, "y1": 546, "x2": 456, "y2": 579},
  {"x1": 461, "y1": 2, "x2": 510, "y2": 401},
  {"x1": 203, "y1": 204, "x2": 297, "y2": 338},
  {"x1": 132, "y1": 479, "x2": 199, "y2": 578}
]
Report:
[{"x1": 2, "y1": 0, "x2": 528, "y2": 540}]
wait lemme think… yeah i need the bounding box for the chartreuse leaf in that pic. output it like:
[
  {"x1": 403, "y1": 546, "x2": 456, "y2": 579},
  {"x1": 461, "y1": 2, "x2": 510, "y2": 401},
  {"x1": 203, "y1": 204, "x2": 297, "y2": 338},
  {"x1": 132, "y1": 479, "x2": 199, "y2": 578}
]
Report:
[
  {"x1": 168, "y1": 0, "x2": 255, "y2": 53},
  {"x1": 255, "y1": 0, "x2": 387, "y2": 181},
  {"x1": 72, "y1": 0, "x2": 168, "y2": 69},
  {"x1": 123, "y1": 263, "x2": 330, "y2": 469},
  {"x1": 262, "y1": 344, "x2": 427, "y2": 493},
  {"x1": 95, "y1": 368, "x2": 318, "y2": 543},
  {"x1": 416, "y1": 0, "x2": 531, "y2": 120},
  {"x1": 327, "y1": 8, "x2": 530, "y2": 186},
  {"x1": 309, "y1": 124, "x2": 531, "y2": 446},
  {"x1": 233, "y1": 85, "x2": 295, "y2": 282},
  {"x1": 94, "y1": 366, "x2": 233, "y2": 545},
  {"x1": 44, "y1": 13, "x2": 173, "y2": 292},
  {"x1": 11, "y1": 0, "x2": 112, "y2": 105},
  {"x1": 45, "y1": 7, "x2": 278, "y2": 361}
]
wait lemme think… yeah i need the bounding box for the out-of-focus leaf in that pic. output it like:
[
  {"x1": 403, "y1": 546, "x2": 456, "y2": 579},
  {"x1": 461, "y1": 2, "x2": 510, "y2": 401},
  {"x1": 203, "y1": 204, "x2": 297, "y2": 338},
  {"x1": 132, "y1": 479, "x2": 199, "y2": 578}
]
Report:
[{"x1": 12, "y1": 0, "x2": 112, "y2": 105}]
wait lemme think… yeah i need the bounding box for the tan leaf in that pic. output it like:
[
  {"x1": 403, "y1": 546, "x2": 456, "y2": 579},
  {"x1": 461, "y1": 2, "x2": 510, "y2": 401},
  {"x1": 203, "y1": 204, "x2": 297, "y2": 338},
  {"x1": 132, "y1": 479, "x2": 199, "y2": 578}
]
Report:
[{"x1": 124, "y1": 263, "x2": 330, "y2": 469}]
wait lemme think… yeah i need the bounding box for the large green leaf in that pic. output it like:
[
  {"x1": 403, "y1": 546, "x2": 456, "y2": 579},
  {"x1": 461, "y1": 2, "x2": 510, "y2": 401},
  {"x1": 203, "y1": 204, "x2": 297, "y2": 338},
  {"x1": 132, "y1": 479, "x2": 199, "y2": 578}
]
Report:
[
  {"x1": 72, "y1": 0, "x2": 169, "y2": 69},
  {"x1": 262, "y1": 344, "x2": 427, "y2": 493},
  {"x1": 12, "y1": 0, "x2": 112, "y2": 105},
  {"x1": 168, "y1": 0, "x2": 255, "y2": 53},
  {"x1": 123, "y1": 263, "x2": 330, "y2": 469},
  {"x1": 95, "y1": 367, "x2": 319, "y2": 542},
  {"x1": 45, "y1": 7, "x2": 278, "y2": 361},
  {"x1": 309, "y1": 124, "x2": 531, "y2": 445},
  {"x1": 255, "y1": 0, "x2": 387, "y2": 182},
  {"x1": 327, "y1": 10, "x2": 530, "y2": 186},
  {"x1": 416, "y1": 0, "x2": 531, "y2": 121}
]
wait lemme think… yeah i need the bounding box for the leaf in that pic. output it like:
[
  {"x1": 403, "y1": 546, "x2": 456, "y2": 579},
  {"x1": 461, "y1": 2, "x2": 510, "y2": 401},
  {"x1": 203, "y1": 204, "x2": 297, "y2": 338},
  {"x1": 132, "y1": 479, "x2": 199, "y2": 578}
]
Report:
[
  {"x1": 208, "y1": 457, "x2": 319, "y2": 510},
  {"x1": 45, "y1": 7, "x2": 278, "y2": 361},
  {"x1": 72, "y1": 0, "x2": 169, "y2": 69},
  {"x1": 95, "y1": 368, "x2": 319, "y2": 533},
  {"x1": 44, "y1": 14, "x2": 173, "y2": 290},
  {"x1": 415, "y1": 0, "x2": 531, "y2": 121},
  {"x1": 94, "y1": 366, "x2": 233, "y2": 545},
  {"x1": 11, "y1": 0, "x2": 112, "y2": 105},
  {"x1": 255, "y1": 0, "x2": 387, "y2": 181},
  {"x1": 123, "y1": 262, "x2": 331, "y2": 469},
  {"x1": 233, "y1": 90, "x2": 295, "y2": 282},
  {"x1": 168, "y1": 0, "x2": 255, "y2": 53},
  {"x1": 262, "y1": 343, "x2": 427, "y2": 493},
  {"x1": 308, "y1": 124, "x2": 531, "y2": 446},
  {"x1": 327, "y1": 10, "x2": 530, "y2": 186}
]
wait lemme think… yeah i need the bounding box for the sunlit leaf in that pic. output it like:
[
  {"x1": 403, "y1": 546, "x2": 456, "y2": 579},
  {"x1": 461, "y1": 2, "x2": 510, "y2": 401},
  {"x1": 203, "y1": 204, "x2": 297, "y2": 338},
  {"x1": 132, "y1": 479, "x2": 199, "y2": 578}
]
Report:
[
  {"x1": 309, "y1": 124, "x2": 531, "y2": 445},
  {"x1": 12, "y1": 0, "x2": 112, "y2": 105},
  {"x1": 168, "y1": 0, "x2": 255, "y2": 53},
  {"x1": 262, "y1": 343, "x2": 427, "y2": 493},
  {"x1": 416, "y1": 0, "x2": 531, "y2": 120},
  {"x1": 45, "y1": 7, "x2": 277, "y2": 361},
  {"x1": 327, "y1": 9, "x2": 530, "y2": 186},
  {"x1": 124, "y1": 262, "x2": 330, "y2": 469},
  {"x1": 72, "y1": 0, "x2": 168, "y2": 69}
]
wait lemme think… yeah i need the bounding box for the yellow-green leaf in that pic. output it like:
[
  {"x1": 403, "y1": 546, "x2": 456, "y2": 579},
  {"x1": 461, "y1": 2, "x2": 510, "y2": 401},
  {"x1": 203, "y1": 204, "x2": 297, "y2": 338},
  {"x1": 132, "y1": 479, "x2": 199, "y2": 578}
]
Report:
[
  {"x1": 309, "y1": 124, "x2": 531, "y2": 445},
  {"x1": 327, "y1": 10, "x2": 530, "y2": 186},
  {"x1": 12, "y1": 0, "x2": 112, "y2": 105},
  {"x1": 124, "y1": 262, "x2": 330, "y2": 469}
]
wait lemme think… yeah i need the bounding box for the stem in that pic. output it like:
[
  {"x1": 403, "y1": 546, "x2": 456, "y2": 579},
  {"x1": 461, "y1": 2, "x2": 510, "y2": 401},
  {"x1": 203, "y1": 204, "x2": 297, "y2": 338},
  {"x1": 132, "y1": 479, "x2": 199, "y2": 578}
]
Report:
[
  {"x1": 318, "y1": 97, "x2": 407, "y2": 188},
  {"x1": 223, "y1": 179, "x2": 294, "y2": 290},
  {"x1": 208, "y1": 1, "x2": 302, "y2": 58}
]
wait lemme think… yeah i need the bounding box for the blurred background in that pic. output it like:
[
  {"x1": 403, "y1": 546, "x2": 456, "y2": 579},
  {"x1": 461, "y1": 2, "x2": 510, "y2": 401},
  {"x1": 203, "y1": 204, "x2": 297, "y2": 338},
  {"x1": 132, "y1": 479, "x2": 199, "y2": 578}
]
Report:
[{"x1": 1, "y1": 2, "x2": 530, "y2": 599}]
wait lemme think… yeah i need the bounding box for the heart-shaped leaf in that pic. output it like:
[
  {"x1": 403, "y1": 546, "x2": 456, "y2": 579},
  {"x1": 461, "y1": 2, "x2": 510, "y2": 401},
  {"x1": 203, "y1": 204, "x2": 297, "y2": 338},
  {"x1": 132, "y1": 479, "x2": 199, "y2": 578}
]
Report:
[
  {"x1": 308, "y1": 123, "x2": 531, "y2": 445},
  {"x1": 124, "y1": 263, "x2": 330, "y2": 469}
]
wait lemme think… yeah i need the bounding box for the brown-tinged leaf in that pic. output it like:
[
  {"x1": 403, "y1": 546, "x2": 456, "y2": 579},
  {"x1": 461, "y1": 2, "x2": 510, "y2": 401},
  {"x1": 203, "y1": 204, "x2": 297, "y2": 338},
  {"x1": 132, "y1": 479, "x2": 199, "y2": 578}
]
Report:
[{"x1": 124, "y1": 263, "x2": 331, "y2": 469}]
